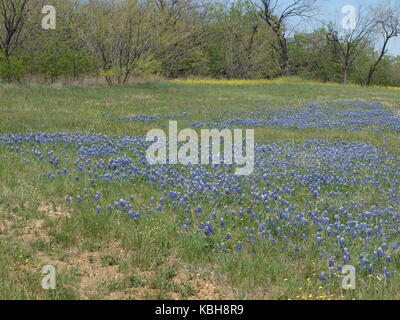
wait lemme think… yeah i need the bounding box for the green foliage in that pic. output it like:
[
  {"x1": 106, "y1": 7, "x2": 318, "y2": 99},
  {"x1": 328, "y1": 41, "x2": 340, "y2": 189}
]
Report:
[
  {"x1": 0, "y1": 0, "x2": 399, "y2": 85},
  {"x1": 0, "y1": 54, "x2": 27, "y2": 81},
  {"x1": 28, "y1": 21, "x2": 93, "y2": 82},
  {"x1": 291, "y1": 29, "x2": 342, "y2": 83},
  {"x1": 203, "y1": 0, "x2": 277, "y2": 79}
]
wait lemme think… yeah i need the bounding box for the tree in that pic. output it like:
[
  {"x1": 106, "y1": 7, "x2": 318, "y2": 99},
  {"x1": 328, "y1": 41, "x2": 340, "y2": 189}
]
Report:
[
  {"x1": 0, "y1": 0, "x2": 37, "y2": 58},
  {"x1": 253, "y1": 0, "x2": 317, "y2": 76},
  {"x1": 79, "y1": 0, "x2": 161, "y2": 85},
  {"x1": 31, "y1": 29, "x2": 93, "y2": 82},
  {"x1": 204, "y1": 0, "x2": 275, "y2": 79},
  {"x1": 25, "y1": 0, "x2": 93, "y2": 82},
  {"x1": 291, "y1": 28, "x2": 341, "y2": 82},
  {"x1": 326, "y1": 7, "x2": 376, "y2": 84},
  {"x1": 0, "y1": 0, "x2": 39, "y2": 80},
  {"x1": 152, "y1": 0, "x2": 208, "y2": 77},
  {"x1": 365, "y1": 4, "x2": 399, "y2": 86}
]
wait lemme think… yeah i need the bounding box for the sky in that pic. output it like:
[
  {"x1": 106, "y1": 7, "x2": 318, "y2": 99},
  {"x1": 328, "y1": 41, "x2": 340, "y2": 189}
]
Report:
[{"x1": 318, "y1": 0, "x2": 400, "y2": 56}]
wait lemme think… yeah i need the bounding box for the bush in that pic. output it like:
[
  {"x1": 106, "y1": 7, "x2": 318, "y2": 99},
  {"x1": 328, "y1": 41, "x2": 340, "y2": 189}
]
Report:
[{"x1": 0, "y1": 55, "x2": 27, "y2": 82}]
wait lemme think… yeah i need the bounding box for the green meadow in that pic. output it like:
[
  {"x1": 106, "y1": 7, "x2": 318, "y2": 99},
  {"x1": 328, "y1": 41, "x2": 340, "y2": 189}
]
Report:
[{"x1": 0, "y1": 80, "x2": 399, "y2": 300}]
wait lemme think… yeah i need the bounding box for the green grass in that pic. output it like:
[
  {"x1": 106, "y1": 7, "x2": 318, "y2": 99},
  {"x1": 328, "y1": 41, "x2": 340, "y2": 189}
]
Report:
[{"x1": 0, "y1": 79, "x2": 399, "y2": 300}]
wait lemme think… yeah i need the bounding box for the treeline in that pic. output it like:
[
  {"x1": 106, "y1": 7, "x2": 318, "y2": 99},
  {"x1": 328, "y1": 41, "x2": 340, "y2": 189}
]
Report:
[{"x1": 1, "y1": 0, "x2": 400, "y2": 86}]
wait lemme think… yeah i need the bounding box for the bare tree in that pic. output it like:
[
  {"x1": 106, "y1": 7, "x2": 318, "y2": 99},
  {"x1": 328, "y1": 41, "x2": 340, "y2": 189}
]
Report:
[
  {"x1": 0, "y1": 0, "x2": 36, "y2": 59},
  {"x1": 365, "y1": 8, "x2": 399, "y2": 85},
  {"x1": 327, "y1": 7, "x2": 376, "y2": 84},
  {"x1": 253, "y1": 0, "x2": 317, "y2": 76},
  {"x1": 79, "y1": 0, "x2": 159, "y2": 85},
  {"x1": 152, "y1": 0, "x2": 207, "y2": 77}
]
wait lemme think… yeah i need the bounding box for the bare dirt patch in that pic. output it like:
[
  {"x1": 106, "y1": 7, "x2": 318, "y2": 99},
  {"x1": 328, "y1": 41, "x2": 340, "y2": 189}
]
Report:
[
  {"x1": 0, "y1": 219, "x2": 11, "y2": 235},
  {"x1": 0, "y1": 207, "x2": 11, "y2": 234},
  {"x1": 33, "y1": 245, "x2": 236, "y2": 300},
  {"x1": 38, "y1": 202, "x2": 71, "y2": 219},
  {"x1": 7, "y1": 203, "x2": 237, "y2": 300},
  {"x1": 36, "y1": 248, "x2": 124, "y2": 299},
  {"x1": 100, "y1": 267, "x2": 234, "y2": 300},
  {"x1": 173, "y1": 265, "x2": 235, "y2": 300},
  {"x1": 18, "y1": 218, "x2": 49, "y2": 241},
  {"x1": 11, "y1": 202, "x2": 72, "y2": 241}
]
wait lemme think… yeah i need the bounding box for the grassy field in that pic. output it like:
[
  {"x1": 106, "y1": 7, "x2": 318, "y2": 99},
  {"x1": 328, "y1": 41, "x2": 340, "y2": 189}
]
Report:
[{"x1": 0, "y1": 79, "x2": 399, "y2": 300}]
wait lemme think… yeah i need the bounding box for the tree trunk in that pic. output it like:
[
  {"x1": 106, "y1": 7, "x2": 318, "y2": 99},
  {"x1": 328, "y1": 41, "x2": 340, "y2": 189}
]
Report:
[
  {"x1": 343, "y1": 59, "x2": 350, "y2": 84},
  {"x1": 366, "y1": 63, "x2": 377, "y2": 86},
  {"x1": 366, "y1": 37, "x2": 390, "y2": 86},
  {"x1": 279, "y1": 37, "x2": 290, "y2": 76},
  {"x1": 105, "y1": 75, "x2": 113, "y2": 86}
]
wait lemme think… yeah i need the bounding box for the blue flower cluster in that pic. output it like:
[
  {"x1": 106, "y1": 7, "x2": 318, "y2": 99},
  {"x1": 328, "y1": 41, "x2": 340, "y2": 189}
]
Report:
[
  {"x1": 102, "y1": 111, "x2": 193, "y2": 123},
  {"x1": 1, "y1": 100, "x2": 399, "y2": 283},
  {"x1": 189, "y1": 102, "x2": 400, "y2": 131},
  {"x1": 121, "y1": 114, "x2": 162, "y2": 122}
]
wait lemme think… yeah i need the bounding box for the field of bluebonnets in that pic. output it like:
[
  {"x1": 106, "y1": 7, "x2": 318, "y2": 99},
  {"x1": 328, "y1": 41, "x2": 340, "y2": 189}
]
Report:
[{"x1": 0, "y1": 79, "x2": 399, "y2": 300}]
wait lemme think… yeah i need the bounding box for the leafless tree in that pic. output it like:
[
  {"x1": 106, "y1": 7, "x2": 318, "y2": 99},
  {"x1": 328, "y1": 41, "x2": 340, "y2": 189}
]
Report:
[
  {"x1": 365, "y1": 7, "x2": 399, "y2": 85},
  {"x1": 152, "y1": 0, "x2": 207, "y2": 77},
  {"x1": 253, "y1": 0, "x2": 317, "y2": 76},
  {"x1": 0, "y1": 0, "x2": 36, "y2": 59},
  {"x1": 79, "y1": 0, "x2": 159, "y2": 85},
  {"x1": 326, "y1": 7, "x2": 376, "y2": 84}
]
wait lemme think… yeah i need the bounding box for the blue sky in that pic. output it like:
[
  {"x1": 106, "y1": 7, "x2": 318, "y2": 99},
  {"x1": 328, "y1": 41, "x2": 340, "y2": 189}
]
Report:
[{"x1": 318, "y1": 0, "x2": 400, "y2": 56}]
